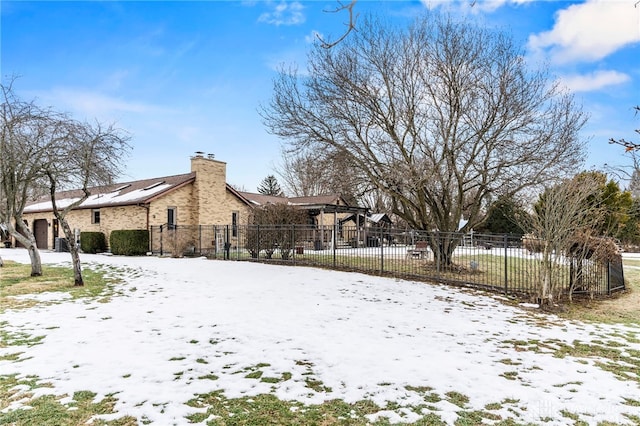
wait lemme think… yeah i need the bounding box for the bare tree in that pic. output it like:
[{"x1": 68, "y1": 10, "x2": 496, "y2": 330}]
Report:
[
  {"x1": 523, "y1": 174, "x2": 606, "y2": 308},
  {"x1": 0, "y1": 80, "x2": 56, "y2": 276},
  {"x1": 276, "y1": 150, "x2": 361, "y2": 204},
  {"x1": 277, "y1": 147, "x2": 396, "y2": 211},
  {"x1": 277, "y1": 151, "x2": 326, "y2": 197},
  {"x1": 43, "y1": 120, "x2": 130, "y2": 286},
  {"x1": 262, "y1": 14, "x2": 587, "y2": 264},
  {"x1": 1, "y1": 79, "x2": 130, "y2": 283}
]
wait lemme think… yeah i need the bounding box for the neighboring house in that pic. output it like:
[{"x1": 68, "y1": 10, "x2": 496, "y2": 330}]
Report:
[{"x1": 18, "y1": 153, "x2": 367, "y2": 251}]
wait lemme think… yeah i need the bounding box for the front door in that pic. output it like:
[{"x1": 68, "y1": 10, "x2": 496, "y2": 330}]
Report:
[{"x1": 33, "y1": 219, "x2": 48, "y2": 249}]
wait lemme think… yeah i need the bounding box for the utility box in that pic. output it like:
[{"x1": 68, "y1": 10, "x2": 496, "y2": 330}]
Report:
[{"x1": 55, "y1": 237, "x2": 69, "y2": 252}]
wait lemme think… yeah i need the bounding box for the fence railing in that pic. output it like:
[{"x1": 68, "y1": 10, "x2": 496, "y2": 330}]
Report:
[{"x1": 149, "y1": 224, "x2": 625, "y2": 299}]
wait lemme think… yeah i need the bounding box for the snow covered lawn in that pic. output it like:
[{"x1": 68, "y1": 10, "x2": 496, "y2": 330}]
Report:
[{"x1": 1, "y1": 249, "x2": 640, "y2": 425}]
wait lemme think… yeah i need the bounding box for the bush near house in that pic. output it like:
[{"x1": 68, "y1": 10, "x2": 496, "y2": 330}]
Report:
[
  {"x1": 246, "y1": 204, "x2": 308, "y2": 259},
  {"x1": 110, "y1": 230, "x2": 149, "y2": 256},
  {"x1": 80, "y1": 232, "x2": 107, "y2": 254}
]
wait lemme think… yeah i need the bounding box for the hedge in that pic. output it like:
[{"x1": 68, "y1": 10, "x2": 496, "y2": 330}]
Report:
[
  {"x1": 110, "y1": 230, "x2": 149, "y2": 256},
  {"x1": 80, "y1": 231, "x2": 107, "y2": 254}
]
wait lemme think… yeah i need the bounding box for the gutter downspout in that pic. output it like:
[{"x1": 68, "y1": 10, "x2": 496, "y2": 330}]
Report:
[{"x1": 138, "y1": 203, "x2": 151, "y2": 253}]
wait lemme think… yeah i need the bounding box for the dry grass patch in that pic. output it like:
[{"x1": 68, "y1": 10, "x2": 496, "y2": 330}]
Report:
[
  {"x1": 560, "y1": 260, "x2": 640, "y2": 325},
  {"x1": 0, "y1": 260, "x2": 118, "y2": 311}
]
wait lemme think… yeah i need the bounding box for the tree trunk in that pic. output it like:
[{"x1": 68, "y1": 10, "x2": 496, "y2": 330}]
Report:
[
  {"x1": 539, "y1": 246, "x2": 556, "y2": 309},
  {"x1": 429, "y1": 233, "x2": 461, "y2": 267},
  {"x1": 10, "y1": 221, "x2": 42, "y2": 276},
  {"x1": 58, "y1": 216, "x2": 84, "y2": 286},
  {"x1": 70, "y1": 244, "x2": 84, "y2": 286},
  {"x1": 27, "y1": 244, "x2": 43, "y2": 277}
]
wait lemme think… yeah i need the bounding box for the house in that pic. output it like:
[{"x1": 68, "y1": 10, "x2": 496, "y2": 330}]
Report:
[
  {"x1": 18, "y1": 154, "x2": 367, "y2": 252},
  {"x1": 20, "y1": 154, "x2": 252, "y2": 250}
]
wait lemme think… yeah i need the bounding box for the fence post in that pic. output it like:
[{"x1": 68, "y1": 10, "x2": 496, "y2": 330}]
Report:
[
  {"x1": 215, "y1": 225, "x2": 219, "y2": 258},
  {"x1": 333, "y1": 224, "x2": 337, "y2": 268},
  {"x1": 160, "y1": 224, "x2": 164, "y2": 256},
  {"x1": 224, "y1": 225, "x2": 230, "y2": 260},
  {"x1": 435, "y1": 231, "x2": 440, "y2": 276},
  {"x1": 503, "y1": 234, "x2": 508, "y2": 295},
  {"x1": 380, "y1": 226, "x2": 384, "y2": 274},
  {"x1": 292, "y1": 224, "x2": 296, "y2": 265}
]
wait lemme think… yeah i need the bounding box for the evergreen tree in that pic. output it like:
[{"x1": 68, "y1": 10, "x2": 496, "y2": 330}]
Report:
[
  {"x1": 257, "y1": 175, "x2": 283, "y2": 196},
  {"x1": 476, "y1": 196, "x2": 528, "y2": 235}
]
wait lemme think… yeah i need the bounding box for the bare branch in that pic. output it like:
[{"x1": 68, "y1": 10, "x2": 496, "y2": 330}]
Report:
[
  {"x1": 610, "y1": 106, "x2": 640, "y2": 151},
  {"x1": 316, "y1": 0, "x2": 358, "y2": 49}
]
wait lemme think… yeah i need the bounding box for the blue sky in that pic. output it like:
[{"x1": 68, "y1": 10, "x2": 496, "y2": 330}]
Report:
[{"x1": 2, "y1": 0, "x2": 639, "y2": 192}]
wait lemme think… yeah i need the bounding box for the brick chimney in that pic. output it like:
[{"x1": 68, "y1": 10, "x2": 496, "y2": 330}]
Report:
[{"x1": 191, "y1": 154, "x2": 227, "y2": 224}]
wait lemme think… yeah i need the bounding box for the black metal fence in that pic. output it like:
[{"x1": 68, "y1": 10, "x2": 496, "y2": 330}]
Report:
[{"x1": 149, "y1": 224, "x2": 625, "y2": 299}]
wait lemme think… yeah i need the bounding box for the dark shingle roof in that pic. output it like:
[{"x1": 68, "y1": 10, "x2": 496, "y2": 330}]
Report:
[
  {"x1": 237, "y1": 192, "x2": 345, "y2": 207},
  {"x1": 24, "y1": 173, "x2": 196, "y2": 213}
]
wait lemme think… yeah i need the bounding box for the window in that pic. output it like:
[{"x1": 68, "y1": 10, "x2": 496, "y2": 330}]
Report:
[
  {"x1": 167, "y1": 207, "x2": 177, "y2": 230},
  {"x1": 91, "y1": 209, "x2": 100, "y2": 224},
  {"x1": 232, "y1": 211, "x2": 238, "y2": 237}
]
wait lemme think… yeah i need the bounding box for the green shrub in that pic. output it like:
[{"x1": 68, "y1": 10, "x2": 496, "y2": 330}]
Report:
[
  {"x1": 109, "y1": 230, "x2": 149, "y2": 256},
  {"x1": 80, "y1": 232, "x2": 107, "y2": 254}
]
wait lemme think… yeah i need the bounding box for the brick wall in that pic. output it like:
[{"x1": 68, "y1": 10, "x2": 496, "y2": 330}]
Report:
[
  {"x1": 190, "y1": 156, "x2": 251, "y2": 225},
  {"x1": 149, "y1": 184, "x2": 196, "y2": 226},
  {"x1": 22, "y1": 204, "x2": 148, "y2": 250}
]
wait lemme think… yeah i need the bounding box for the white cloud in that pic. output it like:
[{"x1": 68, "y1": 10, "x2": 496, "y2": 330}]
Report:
[
  {"x1": 560, "y1": 69, "x2": 631, "y2": 92},
  {"x1": 528, "y1": 0, "x2": 640, "y2": 64},
  {"x1": 420, "y1": 0, "x2": 536, "y2": 13},
  {"x1": 258, "y1": 1, "x2": 305, "y2": 26},
  {"x1": 31, "y1": 87, "x2": 168, "y2": 121},
  {"x1": 420, "y1": 0, "x2": 454, "y2": 10}
]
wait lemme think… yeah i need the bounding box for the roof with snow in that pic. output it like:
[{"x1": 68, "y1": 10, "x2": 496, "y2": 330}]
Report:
[
  {"x1": 23, "y1": 173, "x2": 196, "y2": 213},
  {"x1": 238, "y1": 192, "x2": 345, "y2": 207},
  {"x1": 340, "y1": 213, "x2": 393, "y2": 226},
  {"x1": 237, "y1": 192, "x2": 368, "y2": 215}
]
